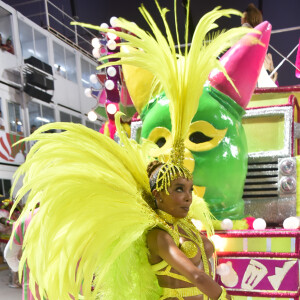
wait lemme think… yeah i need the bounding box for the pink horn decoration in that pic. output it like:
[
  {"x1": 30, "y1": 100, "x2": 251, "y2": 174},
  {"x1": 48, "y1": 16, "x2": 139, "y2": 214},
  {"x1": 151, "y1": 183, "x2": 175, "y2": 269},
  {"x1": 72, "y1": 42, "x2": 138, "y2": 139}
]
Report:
[
  {"x1": 209, "y1": 21, "x2": 272, "y2": 109},
  {"x1": 295, "y1": 38, "x2": 300, "y2": 78}
]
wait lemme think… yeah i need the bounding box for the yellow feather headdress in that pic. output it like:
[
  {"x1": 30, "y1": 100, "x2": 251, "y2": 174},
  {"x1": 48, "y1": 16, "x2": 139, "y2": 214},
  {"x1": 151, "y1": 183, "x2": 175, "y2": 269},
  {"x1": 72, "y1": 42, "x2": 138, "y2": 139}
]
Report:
[{"x1": 72, "y1": 0, "x2": 256, "y2": 191}]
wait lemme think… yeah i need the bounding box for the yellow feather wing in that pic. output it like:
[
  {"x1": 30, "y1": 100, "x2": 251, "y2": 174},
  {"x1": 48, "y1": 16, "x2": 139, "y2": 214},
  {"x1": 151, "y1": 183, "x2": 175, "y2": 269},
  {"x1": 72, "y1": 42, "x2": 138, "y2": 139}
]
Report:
[{"x1": 12, "y1": 115, "x2": 162, "y2": 299}]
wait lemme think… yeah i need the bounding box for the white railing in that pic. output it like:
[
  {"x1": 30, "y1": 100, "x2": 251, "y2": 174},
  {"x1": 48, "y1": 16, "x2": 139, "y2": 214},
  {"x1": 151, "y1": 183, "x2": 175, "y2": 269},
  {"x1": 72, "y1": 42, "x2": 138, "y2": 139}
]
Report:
[
  {"x1": 267, "y1": 26, "x2": 300, "y2": 77},
  {"x1": 9, "y1": 0, "x2": 97, "y2": 59},
  {"x1": 44, "y1": 0, "x2": 98, "y2": 59}
]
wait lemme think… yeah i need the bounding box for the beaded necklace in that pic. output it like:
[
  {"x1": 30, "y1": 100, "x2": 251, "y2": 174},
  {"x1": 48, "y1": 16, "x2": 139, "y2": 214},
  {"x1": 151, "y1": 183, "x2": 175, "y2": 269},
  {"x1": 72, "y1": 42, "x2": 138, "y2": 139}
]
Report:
[{"x1": 156, "y1": 210, "x2": 211, "y2": 276}]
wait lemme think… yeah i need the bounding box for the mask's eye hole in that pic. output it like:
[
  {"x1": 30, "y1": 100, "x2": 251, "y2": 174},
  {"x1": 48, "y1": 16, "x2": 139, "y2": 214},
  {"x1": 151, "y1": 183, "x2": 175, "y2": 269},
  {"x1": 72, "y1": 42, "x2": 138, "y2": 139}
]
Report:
[
  {"x1": 185, "y1": 121, "x2": 228, "y2": 152},
  {"x1": 156, "y1": 137, "x2": 166, "y2": 148},
  {"x1": 146, "y1": 127, "x2": 172, "y2": 157},
  {"x1": 189, "y1": 132, "x2": 212, "y2": 144}
]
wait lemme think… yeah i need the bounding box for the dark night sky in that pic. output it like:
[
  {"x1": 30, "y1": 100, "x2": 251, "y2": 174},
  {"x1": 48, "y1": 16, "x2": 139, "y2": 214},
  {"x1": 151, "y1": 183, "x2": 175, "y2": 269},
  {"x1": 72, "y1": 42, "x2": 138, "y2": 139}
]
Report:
[{"x1": 3, "y1": 0, "x2": 300, "y2": 86}]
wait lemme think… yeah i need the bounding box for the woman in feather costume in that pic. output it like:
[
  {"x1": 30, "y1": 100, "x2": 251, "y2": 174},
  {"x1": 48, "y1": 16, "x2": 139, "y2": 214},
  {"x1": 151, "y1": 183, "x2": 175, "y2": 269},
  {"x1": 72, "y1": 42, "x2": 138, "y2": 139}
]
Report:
[
  {"x1": 145, "y1": 159, "x2": 224, "y2": 300},
  {"x1": 9, "y1": 0, "x2": 262, "y2": 299}
]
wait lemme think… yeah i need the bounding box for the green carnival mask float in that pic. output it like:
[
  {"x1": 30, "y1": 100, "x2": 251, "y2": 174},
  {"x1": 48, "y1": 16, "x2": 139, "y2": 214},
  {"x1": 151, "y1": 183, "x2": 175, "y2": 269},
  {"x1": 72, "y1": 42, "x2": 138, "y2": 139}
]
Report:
[
  {"x1": 75, "y1": 11, "x2": 271, "y2": 220},
  {"x1": 126, "y1": 22, "x2": 271, "y2": 220}
]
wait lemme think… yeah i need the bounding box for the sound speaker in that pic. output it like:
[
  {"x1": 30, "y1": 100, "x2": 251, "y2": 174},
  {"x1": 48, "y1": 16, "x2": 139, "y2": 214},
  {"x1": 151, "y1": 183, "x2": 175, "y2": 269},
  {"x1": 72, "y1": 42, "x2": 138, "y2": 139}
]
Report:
[
  {"x1": 24, "y1": 84, "x2": 53, "y2": 103},
  {"x1": 26, "y1": 72, "x2": 54, "y2": 90},
  {"x1": 24, "y1": 56, "x2": 53, "y2": 75}
]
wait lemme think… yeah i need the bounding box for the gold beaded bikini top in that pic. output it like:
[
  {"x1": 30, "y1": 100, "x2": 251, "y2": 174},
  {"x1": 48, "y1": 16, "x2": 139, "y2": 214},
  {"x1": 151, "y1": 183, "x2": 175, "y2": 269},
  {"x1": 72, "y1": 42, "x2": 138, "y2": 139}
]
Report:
[{"x1": 152, "y1": 210, "x2": 212, "y2": 299}]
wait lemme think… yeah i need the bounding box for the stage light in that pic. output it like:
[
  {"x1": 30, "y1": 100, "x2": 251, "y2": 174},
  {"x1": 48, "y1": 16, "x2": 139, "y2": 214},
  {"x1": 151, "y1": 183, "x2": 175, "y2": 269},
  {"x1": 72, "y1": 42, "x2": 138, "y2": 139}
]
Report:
[{"x1": 88, "y1": 111, "x2": 97, "y2": 121}]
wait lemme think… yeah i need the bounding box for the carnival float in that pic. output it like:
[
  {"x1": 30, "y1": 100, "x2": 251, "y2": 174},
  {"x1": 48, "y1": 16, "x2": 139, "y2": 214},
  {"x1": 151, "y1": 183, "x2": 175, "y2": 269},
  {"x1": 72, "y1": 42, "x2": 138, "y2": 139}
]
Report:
[{"x1": 82, "y1": 11, "x2": 300, "y2": 299}]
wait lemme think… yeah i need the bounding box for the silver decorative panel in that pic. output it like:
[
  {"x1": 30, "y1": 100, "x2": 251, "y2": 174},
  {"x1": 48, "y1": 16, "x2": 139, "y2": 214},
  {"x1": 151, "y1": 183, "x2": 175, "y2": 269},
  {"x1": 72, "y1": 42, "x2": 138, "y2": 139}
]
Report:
[
  {"x1": 130, "y1": 120, "x2": 143, "y2": 142},
  {"x1": 243, "y1": 157, "x2": 297, "y2": 224}
]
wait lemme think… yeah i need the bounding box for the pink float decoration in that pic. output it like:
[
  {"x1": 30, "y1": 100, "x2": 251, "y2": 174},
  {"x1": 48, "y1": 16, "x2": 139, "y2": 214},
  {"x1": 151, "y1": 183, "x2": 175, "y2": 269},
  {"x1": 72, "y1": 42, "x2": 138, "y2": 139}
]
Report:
[
  {"x1": 209, "y1": 21, "x2": 272, "y2": 109},
  {"x1": 216, "y1": 229, "x2": 300, "y2": 298},
  {"x1": 295, "y1": 38, "x2": 300, "y2": 78}
]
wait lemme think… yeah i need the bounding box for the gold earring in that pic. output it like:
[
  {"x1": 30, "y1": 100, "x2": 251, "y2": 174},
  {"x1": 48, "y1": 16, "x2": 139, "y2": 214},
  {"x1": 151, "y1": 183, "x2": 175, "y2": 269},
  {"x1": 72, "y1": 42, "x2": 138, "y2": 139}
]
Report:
[{"x1": 159, "y1": 198, "x2": 163, "y2": 202}]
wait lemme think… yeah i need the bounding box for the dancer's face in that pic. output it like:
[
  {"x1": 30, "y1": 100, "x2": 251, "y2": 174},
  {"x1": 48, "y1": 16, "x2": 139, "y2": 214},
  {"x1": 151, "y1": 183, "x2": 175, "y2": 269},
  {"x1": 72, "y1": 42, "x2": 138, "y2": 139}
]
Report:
[{"x1": 155, "y1": 177, "x2": 193, "y2": 219}]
